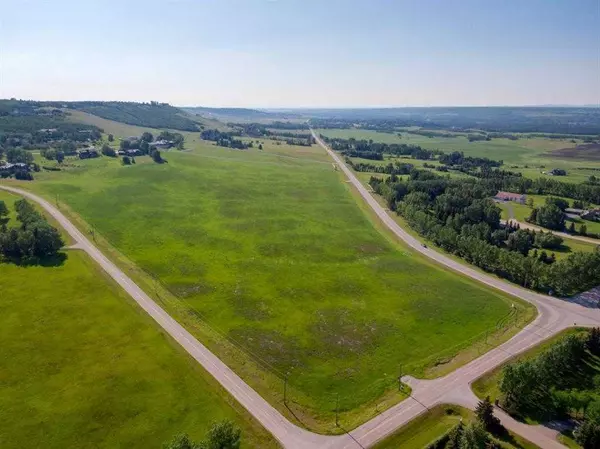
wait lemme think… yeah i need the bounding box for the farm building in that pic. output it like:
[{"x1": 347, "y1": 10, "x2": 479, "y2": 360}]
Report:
[
  {"x1": 582, "y1": 209, "x2": 600, "y2": 221},
  {"x1": 0, "y1": 162, "x2": 30, "y2": 172},
  {"x1": 150, "y1": 139, "x2": 173, "y2": 149},
  {"x1": 494, "y1": 191, "x2": 526, "y2": 204},
  {"x1": 78, "y1": 148, "x2": 99, "y2": 159},
  {"x1": 548, "y1": 168, "x2": 567, "y2": 176}
]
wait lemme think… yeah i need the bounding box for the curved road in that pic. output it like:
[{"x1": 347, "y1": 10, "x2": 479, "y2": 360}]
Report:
[{"x1": 3, "y1": 137, "x2": 600, "y2": 449}]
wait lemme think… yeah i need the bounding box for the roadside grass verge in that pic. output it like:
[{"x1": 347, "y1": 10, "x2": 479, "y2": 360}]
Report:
[{"x1": 372, "y1": 404, "x2": 539, "y2": 449}]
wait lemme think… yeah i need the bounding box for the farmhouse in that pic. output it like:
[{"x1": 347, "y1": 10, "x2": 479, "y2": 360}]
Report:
[
  {"x1": 548, "y1": 168, "x2": 567, "y2": 176},
  {"x1": 0, "y1": 162, "x2": 30, "y2": 172},
  {"x1": 494, "y1": 191, "x2": 526, "y2": 204},
  {"x1": 150, "y1": 139, "x2": 173, "y2": 149},
  {"x1": 582, "y1": 209, "x2": 600, "y2": 221}
]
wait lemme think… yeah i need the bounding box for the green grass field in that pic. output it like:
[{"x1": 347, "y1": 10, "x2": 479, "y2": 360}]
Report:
[
  {"x1": 316, "y1": 128, "x2": 600, "y2": 184},
  {"x1": 0, "y1": 249, "x2": 277, "y2": 449},
  {"x1": 2, "y1": 133, "x2": 536, "y2": 432}
]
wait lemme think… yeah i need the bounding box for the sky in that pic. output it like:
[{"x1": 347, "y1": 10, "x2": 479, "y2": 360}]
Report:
[{"x1": 1, "y1": 0, "x2": 599, "y2": 107}]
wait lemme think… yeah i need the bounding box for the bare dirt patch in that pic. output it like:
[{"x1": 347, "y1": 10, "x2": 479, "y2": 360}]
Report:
[{"x1": 546, "y1": 143, "x2": 600, "y2": 161}]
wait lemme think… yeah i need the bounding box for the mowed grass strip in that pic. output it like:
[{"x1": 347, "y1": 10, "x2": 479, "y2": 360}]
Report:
[
  {"x1": 20, "y1": 141, "x2": 529, "y2": 429},
  {"x1": 0, "y1": 250, "x2": 278, "y2": 449}
]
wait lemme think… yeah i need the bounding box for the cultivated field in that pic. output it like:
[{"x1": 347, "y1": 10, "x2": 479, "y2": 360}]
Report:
[
  {"x1": 0, "y1": 239, "x2": 277, "y2": 448},
  {"x1": 6, "y1": 134, "x2": 535, "y2": 431}
]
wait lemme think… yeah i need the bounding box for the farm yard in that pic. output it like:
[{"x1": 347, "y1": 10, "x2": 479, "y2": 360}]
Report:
[{"x1": 4, "y1": 131, "x2": 533, "y2": 432}]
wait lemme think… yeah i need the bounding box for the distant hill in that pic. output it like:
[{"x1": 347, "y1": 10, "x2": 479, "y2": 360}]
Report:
[
  {"x1": 65, "y1": 101, "x2": 200, "y2": 131},
  {"x1": 0, "y1": 100, "x2": 201, "y2": 132},
  {"x1": 182, "y1": 106, "x2": 303, "y2": 122},
  {"x1": 302, "y1": 106, "x2": 600, "y2": 135},
  {"x1": 182, "y1": 107, "x2": 271, "y2": 119}
]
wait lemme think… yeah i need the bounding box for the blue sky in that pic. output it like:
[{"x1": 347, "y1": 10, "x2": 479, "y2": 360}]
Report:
[{"x1": 1, "y1": 0, "x2": 598, "y2": 107}]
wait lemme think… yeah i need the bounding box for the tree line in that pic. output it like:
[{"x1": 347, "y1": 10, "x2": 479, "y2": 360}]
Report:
[
  {"x1": 309, "y1": 107, "x2": 600, "y2": 135},
  {"x1": 325, "y1": 137, "x2": 503, "y2": 172},
  {"x1": 346, "y1": 158, "x2": 414, "y2": 175},
  {"x1": 370, "y1": 170, "x2": 600, "y2": 296},
  {"x1": 0, "y1": 198, "x2": 64, "y2": 264},
  {"x1": 324, "y1": 136, "x2": 442, "y2": 160}
]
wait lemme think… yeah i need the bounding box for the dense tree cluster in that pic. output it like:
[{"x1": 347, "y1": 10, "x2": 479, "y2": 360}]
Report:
[
  {"x1": 324, "y1": 136, "x2": 441, "y2": 160},
  {"x1": 66, "y1": 101, "x2": 199, "y2": 131},
  {"x1": 370, "y1": 171, "x2": 600, "y2": 295},
  {"x1": 438, "y1": 151, "x2": 502, "y2": 169},
  {"x1": 163, "y1": 420, "x2": 241, "y2": 449},
  {"x1": 0, "y1": 199, "x2": 64, "y2": 264},
  {"x1": 499, "y1": 329, "x2": 600, "y2": 448},
  {"x1": 346, "y1": 158, "x2": 414, "y2": 175},
  {"x1": 202, "y1": 125, "x2": 313, "y2": 148},
  {"x1": 200, "y1": 129, "x2": 249, "y2": 149}
]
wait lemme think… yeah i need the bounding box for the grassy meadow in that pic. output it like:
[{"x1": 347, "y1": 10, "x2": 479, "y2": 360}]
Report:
[
  {"x1": 2, "y1": 131, "x2": 535, "y2": 432},
  {"x1": 0, "y1": 249, "x2": 278, "y2": 449}
]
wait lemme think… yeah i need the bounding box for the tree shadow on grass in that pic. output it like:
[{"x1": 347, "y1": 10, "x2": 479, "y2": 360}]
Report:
[{"x1": 1, "y1": 251, "x2": 67, "y2": 268}]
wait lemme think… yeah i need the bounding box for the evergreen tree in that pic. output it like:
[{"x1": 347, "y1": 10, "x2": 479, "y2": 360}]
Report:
[
  {"x1": 574, "y1": 420, "x2": 600, "y2": 449},
  {"x1": 0, "y1": 200, "x2": 9, "y2": 231},
  {"x1": 587, "y1": 328, "x2": 600, "y2": 356},
  {"x1": 459, "y1": 421, "x2": 488, "y2": 449},
  {"x1": 475, "y1": 396, "x2": 502, "y2": 433},
  {"x1": 446, "y1": 421, "x2": 465, "y2": 449}
]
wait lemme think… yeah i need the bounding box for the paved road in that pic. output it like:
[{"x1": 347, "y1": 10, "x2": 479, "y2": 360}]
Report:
[
  {"x1": 507, "y1": 218, "x2": 600, "y2": 246},
  {"x1": 3, "y1": 141, "x2": 600, "y2": 449}
]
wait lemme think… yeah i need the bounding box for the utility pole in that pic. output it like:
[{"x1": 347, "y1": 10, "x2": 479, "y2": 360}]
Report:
[
  {"x1": 335, "y1": 393, "x2": 339, "y2": 427},
  {"x1": 398, "y1": 365, "x2": 403, "y2": 391}
]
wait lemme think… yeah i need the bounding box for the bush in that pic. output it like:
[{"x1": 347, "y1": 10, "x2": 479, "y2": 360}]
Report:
[{"x1": 101, "y1": 144, "x2": 116, "y2": 157}]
